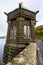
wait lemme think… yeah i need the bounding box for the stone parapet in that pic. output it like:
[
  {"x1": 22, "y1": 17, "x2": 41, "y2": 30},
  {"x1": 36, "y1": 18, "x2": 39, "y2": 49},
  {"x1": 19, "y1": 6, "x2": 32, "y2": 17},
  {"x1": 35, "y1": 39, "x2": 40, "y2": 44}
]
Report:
[{"x1": 6, "y1": 43, "x2": 37, "y2": 65}]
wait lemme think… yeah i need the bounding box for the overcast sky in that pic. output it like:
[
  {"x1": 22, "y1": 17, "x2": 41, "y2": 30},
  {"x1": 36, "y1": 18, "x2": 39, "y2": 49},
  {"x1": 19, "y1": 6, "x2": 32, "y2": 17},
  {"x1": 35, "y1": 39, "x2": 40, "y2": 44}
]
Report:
[{"x1": 0, "y1": 0, "x2": 43, "y2": 36}]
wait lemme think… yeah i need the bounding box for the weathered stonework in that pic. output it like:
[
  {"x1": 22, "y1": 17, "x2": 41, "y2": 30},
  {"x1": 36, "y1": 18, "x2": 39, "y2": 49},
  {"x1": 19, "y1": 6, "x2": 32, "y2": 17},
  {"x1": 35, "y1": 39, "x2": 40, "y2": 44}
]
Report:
[
  {"x1": 6, "y1": 43, "x2": 37, "y2": 65},
  {"x1": 2, "y1": 3, "x2": 39, "y2": 65}
]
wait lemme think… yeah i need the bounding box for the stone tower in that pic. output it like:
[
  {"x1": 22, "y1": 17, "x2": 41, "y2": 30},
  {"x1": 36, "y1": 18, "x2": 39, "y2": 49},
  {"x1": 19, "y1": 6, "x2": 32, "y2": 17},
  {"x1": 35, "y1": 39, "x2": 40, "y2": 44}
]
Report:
[{"x1": 2, "y1": 3, "x2": 39, "y2": 65}]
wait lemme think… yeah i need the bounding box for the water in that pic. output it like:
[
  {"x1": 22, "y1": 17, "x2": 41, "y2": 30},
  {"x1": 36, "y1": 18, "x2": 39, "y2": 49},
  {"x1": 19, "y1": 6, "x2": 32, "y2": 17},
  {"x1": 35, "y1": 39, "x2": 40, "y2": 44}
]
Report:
[
  {"x1": 37, "y1": 40, "x2": 43, "y2": 65},
  {"x1": 0, "y1": 39, "x2": 6, "y2": 64}
]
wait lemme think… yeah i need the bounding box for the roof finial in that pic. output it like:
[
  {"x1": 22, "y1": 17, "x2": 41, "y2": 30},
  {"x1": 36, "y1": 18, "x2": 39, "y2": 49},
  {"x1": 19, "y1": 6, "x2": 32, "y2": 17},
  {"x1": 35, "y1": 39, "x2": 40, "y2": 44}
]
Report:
[
  {"x1": 36, "y1": 10, "x2": 39, "y2": 14},
  {"x1": 19, "y1": 2, "x2": 22, "y2": 10},
  {"x1": 4, "y1": 12, "x2": 8, "y2": 16}
]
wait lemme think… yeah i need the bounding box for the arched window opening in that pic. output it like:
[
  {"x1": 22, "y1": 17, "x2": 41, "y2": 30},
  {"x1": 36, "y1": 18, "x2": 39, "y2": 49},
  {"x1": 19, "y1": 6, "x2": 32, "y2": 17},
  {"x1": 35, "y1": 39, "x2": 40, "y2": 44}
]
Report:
[
  {"x1": 10, "y1": 26, "x2": 17, "y2": 39},
  {"x1": 28, "y1": 26, "x2": 31, "y2": 39},
  {"x1": 24, "y1": 25, "x2": 31, "y2": 39},
  {"x1": 24, "y1": 25, "x2": 26, "y2": 37}
]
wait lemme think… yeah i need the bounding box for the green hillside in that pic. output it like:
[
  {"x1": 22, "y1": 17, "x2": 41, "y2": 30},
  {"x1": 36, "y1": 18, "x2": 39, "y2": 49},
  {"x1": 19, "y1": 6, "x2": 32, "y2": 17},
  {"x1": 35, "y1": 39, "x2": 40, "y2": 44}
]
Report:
[{"x1": 35, "y1": 25, "x2": 43, "y2": 40}]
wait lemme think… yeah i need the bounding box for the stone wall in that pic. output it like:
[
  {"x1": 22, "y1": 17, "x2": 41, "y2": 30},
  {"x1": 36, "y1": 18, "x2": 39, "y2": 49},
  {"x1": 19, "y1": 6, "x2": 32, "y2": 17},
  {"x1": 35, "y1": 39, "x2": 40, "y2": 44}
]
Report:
[{"x1": 6, "y1": 43, "x2": 37, "y2": 65}]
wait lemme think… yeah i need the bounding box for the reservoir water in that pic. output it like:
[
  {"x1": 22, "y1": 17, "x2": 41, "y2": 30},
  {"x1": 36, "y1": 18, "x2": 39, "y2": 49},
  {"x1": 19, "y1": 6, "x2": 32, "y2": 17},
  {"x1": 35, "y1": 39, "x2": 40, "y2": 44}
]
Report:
[{"x1": 0, "y1": 39, "x2": 6, "y2": 64}]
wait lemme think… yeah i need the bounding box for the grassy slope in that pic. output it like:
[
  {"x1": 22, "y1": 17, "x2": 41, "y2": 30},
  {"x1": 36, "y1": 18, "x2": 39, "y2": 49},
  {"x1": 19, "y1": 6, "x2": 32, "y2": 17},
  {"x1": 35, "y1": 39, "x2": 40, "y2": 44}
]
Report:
[{"x1": 35, "y1": 25, "x2": 43, "y2": 40}]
